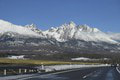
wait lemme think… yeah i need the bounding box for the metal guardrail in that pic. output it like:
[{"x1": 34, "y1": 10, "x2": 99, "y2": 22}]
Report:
[{"x1": 0, "y1": 66, "x2": 38, "y2": 76}]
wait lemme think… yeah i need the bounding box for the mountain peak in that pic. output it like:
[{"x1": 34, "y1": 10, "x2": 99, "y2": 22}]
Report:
[
  {"x1": 25, "y1": 23, "x2": 37, "y2": 29},
  {"x1": 78, "y1": 24, "x2": 100, "y2": 32},
  {"x1": 0, "y1": 19, "x2": 41, "y2": 37},
  {"x1": 69, "y1": 21, "x2": 76, "y2": 26},
  {"x1": 79, "y1": 24, "x2": 91, "y2": 29},
  {"x1": 60, "y1": 21, "x2": 76, "y2": 29}
]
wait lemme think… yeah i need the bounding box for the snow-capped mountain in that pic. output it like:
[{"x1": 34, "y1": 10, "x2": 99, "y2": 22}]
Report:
[
  {"x1": 44, "y1": 21, "x2": 117, "y2": 44},
  {"x1": 25, "y1": 24, "x2": 44, "y2": 36},
  {"x1": 0, "y1": 19, "x2": 120, "y2": 54},
  {"x1": 0, "y1": 20, "x2": 43, "y2": 37},
  {"x1": 0, "y1": 19, "x2": 118, "y2": 44}
]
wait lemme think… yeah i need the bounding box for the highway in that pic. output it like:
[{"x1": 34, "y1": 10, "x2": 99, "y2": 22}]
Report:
[{"x1": 16, "y1": 67, "x2": 120, "y2": 80}]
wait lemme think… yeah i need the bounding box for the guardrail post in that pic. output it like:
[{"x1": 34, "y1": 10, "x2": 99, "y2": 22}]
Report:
[
  {"x1": 41, "y1": 63, "x2": 44, "y2": 70},
  {"x1": 19, "y1": 69, "x2": 21, "y2": 74},
  {"x1": 3, "y1": 69, "x2": 7, "y2": 75},
  {"x1": 37, "y1": 69, "x2": 39, "y2": 73},
  {"x1": 24, "y1": 69, "x2": 27, "y2": 73},
  {"x1": 31, "y1": 69, "x2": 33, "y2": 72},
  {"x1": 70, "y1": 63, "x2": 72, "y2": 68},
  {"x1": 29, "y1": 69, "x2": 31, "y2": 72}
]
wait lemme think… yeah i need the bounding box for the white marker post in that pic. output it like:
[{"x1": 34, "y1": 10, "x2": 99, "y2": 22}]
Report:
[
  {"x1": 41, "y1": 63, "x2": 44, "y2": 70},
  {"x1": 3, "y1": 69, "x2": 7, "y2": 75},
  {"x1": 24, "y1": 69, "x2": 27, "y2": 73},
  {"x1": 19, "y1": 69, "x2": 21, "y2": 74}
]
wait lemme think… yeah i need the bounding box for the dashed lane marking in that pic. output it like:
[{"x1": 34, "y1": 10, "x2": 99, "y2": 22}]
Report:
[{"x1": 82, "y1": 70, "x2": 97, "y2": 79}]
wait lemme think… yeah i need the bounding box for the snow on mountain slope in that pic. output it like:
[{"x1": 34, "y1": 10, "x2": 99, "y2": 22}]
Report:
[
  {"x1": 25, "y1": 24, "x2": 43, "y2": 34},
  {"x1": 43, "y1": 22, "x2": 77, "y2": 41},
  {"x1": 107, "y1": 33, "x2": 120, "y2": 41},
  {"x1": 43, "y1": 22, "x2": 117, "y2": 44},
  {"x1": 0, "y1": 19, "x2": 118, "y2": 44},
  {"x1": 0, "y1": 20, "x2": 42, "y2": 37}
]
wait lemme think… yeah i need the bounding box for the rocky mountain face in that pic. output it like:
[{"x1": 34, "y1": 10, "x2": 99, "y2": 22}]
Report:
[{"x1": 0, "y1": 19, "x2": 120, "y2": 54}]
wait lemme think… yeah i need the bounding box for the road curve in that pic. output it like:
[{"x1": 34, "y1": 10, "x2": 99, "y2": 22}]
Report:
[{"x1": 17, "y1": 67, "x2": 120, "y2": 80}]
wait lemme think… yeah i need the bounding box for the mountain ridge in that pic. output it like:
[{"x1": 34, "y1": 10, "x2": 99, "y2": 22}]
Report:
[
  {"x1": 0, "y1": 19, "x2": 120, "y2": 54},
  {"x1": 0, "y1": 19, "x2": 119, "y2": 44}
]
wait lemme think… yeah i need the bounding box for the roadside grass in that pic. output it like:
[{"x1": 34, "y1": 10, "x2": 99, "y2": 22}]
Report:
[{"x1": 0, "y1": 58, "x2": 100, "y2": 65}]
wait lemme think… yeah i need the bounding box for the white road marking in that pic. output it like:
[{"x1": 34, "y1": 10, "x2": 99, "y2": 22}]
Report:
[
  {"x1": 83, "y1": 75, "x2": 87, "y2": 78},
  {"x1": 116, "y1": 67, "x2": 120, "y2": 74},
  {"x1": 82, "y1": 70, "x2": 97, "y2": 79}
]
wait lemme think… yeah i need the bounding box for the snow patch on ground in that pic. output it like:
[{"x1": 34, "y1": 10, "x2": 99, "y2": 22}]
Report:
[
  {"x1": 71, "y1": 57, "x2": 91, "y2": 61},
  {"x1": 7, "y1": 55, "x2": 25, "y2": 59},
  {"x1": 37, "y1": 64, "x2": 109, "y2": 72},
  {"x1": 71, "y1": 57, "x2": 109, "y2": 61}
]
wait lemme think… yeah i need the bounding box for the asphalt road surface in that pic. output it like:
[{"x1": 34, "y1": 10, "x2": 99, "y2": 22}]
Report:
[{"x1": 18, "y1": 67, "x2": 120, "y2": 80}]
